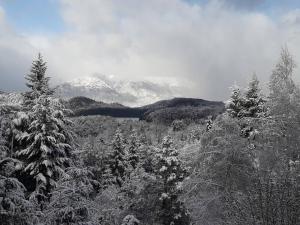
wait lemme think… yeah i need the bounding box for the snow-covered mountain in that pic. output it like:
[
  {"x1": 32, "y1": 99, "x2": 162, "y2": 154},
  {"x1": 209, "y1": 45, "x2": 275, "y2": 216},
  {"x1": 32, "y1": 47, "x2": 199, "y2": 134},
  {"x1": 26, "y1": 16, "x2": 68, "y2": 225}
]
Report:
[{"x1": 56, "y1": 74, "x2": 180, "y2": 106}]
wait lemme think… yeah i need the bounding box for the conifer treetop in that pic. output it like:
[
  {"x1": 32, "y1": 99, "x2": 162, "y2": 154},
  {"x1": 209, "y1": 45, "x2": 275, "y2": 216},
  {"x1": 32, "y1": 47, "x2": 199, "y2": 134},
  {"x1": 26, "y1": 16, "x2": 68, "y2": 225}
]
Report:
[{"x1": 23, "y1": 53, "x2": 53, "y2": 106}]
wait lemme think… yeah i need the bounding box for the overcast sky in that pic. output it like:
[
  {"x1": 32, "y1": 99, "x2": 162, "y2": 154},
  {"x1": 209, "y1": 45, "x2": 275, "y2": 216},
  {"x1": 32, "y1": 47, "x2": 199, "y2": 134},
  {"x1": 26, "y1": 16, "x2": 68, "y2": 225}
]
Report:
[{"x1": 0, "y1": 0, "x2": 300, "y2": 100}]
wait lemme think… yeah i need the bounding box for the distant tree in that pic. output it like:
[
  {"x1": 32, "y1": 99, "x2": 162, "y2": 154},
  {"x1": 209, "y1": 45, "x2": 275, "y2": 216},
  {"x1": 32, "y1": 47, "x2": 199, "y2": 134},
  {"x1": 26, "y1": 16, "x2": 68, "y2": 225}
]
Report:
[
  {"x1": 127, "y1": 129, "x2": 140, "y2": 170},
  {"x1": 107, "y1": 128, "x2": 127, "y2": 187},
  {"x1": 155, "y1": 136, "x2": 190, "y2": 225}
]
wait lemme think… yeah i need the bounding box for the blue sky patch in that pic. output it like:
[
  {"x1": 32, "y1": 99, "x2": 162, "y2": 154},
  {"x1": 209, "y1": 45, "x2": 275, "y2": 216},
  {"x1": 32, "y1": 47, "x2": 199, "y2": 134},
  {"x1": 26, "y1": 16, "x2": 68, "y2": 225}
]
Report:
[{"x1": 0, "y1": 0, "x2": 64, "y2": 34}]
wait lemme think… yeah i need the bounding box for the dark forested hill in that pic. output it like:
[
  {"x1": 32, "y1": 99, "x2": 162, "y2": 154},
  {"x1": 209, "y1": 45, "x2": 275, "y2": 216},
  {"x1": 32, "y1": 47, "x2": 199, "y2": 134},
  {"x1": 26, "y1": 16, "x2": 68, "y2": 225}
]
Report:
[
  {"x1": 69, "y1": 96, "x2": 225, "y2": 124},
  {"x1": 140, "y1": 97, "x2": 223, "y2": 109}
]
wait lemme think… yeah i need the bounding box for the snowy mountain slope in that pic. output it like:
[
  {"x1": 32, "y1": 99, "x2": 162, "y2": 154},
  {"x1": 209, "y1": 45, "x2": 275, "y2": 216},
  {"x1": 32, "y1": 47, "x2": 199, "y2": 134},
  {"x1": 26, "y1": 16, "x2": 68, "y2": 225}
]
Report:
[{"x1": 56, "y1": 74, "x2": 179, "y2": 106}]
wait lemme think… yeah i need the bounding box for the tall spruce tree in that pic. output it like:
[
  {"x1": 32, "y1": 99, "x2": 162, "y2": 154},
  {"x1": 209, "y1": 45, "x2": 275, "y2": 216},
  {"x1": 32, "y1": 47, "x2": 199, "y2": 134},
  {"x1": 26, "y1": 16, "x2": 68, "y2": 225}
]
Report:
[
  {"x1": 15, "y1": 54, "x2": 73, "y2": 203},
  {"x1": 107, "y1": 128, "x2": 127, "y2": 187},
  {"x1": 23, "y1": 53, "x2": 54, "y2": 110}
]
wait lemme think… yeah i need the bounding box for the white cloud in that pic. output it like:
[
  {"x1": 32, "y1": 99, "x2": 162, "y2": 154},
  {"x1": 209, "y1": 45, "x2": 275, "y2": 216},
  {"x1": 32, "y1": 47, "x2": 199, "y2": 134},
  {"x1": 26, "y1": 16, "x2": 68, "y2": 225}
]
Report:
[{"x1": 1, "y1": 0, "x2": 300, "y2": 100}]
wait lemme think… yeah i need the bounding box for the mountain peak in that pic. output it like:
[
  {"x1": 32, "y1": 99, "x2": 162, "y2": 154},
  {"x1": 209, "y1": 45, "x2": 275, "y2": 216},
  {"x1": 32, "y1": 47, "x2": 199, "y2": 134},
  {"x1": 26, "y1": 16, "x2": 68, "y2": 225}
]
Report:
[{"x1": 56, "y1": 74, "x2": 180, "y2": 107}]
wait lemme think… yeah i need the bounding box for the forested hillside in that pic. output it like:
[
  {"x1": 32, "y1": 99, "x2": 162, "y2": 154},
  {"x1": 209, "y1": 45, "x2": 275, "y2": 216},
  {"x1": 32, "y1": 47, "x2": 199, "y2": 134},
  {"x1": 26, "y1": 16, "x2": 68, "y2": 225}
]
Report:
[
  {"x1": 68, "y1": 96, "x2": 224, "y2": 125},
  {"x1": 0, "y1": 48, "x2": 300, "y2": 225}
]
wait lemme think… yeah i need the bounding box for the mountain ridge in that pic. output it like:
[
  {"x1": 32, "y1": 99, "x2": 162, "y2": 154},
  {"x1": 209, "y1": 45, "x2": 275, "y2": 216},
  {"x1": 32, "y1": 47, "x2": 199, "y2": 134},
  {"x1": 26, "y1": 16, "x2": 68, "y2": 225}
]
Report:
[{"x1": 56, "y1": 74, "x2": 180, "y2": 107}]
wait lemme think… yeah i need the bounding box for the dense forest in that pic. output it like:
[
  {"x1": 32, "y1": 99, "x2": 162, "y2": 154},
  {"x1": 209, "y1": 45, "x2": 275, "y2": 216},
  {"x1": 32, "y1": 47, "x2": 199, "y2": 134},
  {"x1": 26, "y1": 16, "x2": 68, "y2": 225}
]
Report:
[{"x1": 0, "y1": 48, "x2": 300, "y2": 225}]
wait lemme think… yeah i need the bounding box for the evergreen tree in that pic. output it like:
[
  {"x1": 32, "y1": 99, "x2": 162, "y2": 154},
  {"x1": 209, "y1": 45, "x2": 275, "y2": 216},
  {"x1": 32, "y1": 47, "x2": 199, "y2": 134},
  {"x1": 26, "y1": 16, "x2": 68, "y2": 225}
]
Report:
[
  {"x1": 127, "y1": 129, "x2": 140, "y2": 170},
  {"x1": 17, "y1": 95, "x2": 73, "y2": 202},
  {"x1": 241, "y1": 74, "x2": 266, "y2": 118},
  {"x1": 14, "y1": 55, "x2": 73, "y2": 203},
  {"x1": 155, "y1": 136, "x2": 190, "y2": 225},
  {"x1": 14, "y1": 53, "x2": 53, "y2": 147},
  {"x1": 107, "y1": 128, "x2": 127, "y2": 187},
  {"x1": 226, "y1": 84, "x2": 244, "y2": 118},
  {"x1": 23, "y1": 53, "x2": 54, "y2": 110}
]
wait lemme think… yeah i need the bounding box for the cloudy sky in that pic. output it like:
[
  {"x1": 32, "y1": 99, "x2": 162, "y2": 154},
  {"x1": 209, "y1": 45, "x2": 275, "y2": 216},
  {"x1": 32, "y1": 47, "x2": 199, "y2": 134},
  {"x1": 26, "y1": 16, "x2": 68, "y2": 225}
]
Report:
[{"x1": 0, "y1": 0, "x2": 300, "y2": 100}]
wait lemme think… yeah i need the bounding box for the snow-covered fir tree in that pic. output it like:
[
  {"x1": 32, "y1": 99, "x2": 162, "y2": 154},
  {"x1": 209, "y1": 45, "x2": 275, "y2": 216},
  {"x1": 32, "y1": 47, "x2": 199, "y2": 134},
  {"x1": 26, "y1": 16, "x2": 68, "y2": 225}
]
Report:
[
  {"x1": 240, "y1": 74, "x2": 266, "y2": 118},
  {"x1": 226, "y1": 84, "x2": 244, "y2": 118},
  {"x1": 16, "y1": 95, "x2": 73, "y2": 202},
  {"x1": 14, "y1": 55, "x2": 74, "y2": 203},
  {"x1": 155, "y1": 135, "x2": 190, "y2": 225},
  {"x1": 14, "y1": 54, "x2": 55, "y2": 149},
  {"x1": 127, "y1": 129, "x2": 140, "y2": 170},
  {"x1": 107, "y1": 128, "x2": 127, "y2": 187},
  {"x1": 22, "y1": 53, "x2": 53, "y2": 110}
]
